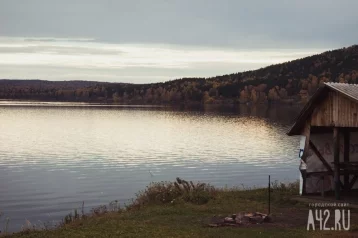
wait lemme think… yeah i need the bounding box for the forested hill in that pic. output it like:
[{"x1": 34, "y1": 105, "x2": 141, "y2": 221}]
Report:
[{"x1": 1, "y1": 45, "x2": 358, "y2": 105}]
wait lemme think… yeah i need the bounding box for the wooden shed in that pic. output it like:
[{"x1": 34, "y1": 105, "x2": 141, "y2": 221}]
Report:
[{"x1": 287, "y1": 82, "x2": 358, "y2": 200}]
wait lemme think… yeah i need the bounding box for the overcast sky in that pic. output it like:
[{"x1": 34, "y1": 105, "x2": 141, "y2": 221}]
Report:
[{"x1": 0, "y1": 0, "x2": 357, "y2": 83}]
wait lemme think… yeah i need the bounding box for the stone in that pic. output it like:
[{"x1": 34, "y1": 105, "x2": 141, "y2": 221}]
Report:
[
  {"x1": 224, "y1": 217, "x2": 235, "y2": 223},
  {"x1": 244, "y1": 212, "x2": 254, "y2": 218},
  {"x1": 209, "y1": 223, "x2": 219, "y2": 227},
  {"x1": 249, "y1": 216, "x2": 264, "y2": 224},
  {"x1": 263, "y1": 215, "x2": 273, "y2": 223},
  {"x1": 254, "y1": 212, "x2": 267, "y2": 217},
  {"x1": 209, "y1": 211, "x2": 273, "y2": 227}
]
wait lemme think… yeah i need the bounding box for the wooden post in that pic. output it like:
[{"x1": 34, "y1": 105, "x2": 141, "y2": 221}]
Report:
[
  {"x1": 344, "y1": 129, "x2": 350, "y2": 194},
  {"x1": 301, "y1": 170, "x2": 307, "y2": 196},
  {"x1": 321, "y1": 176, "x2": 325, "y2": 197},
  {"x1": 301, "y1": 121, "x2": 311, "y2": 162},
  {"x1": 309, "y1": 140, "x2": 333, "y2": 173},
  {"x1": 333, "y1": 128, "x2": 340, "y2": 200},
  {"x1": 301, "y1": 120, "x2": 311, "y2": 195},
  {"x1": 268, "y1": 175, "x2": 271, "y2": 215}
]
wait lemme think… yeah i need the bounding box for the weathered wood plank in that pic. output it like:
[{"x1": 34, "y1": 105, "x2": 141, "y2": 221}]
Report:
[
  {"x1": 333, "y1": 92, "x2": 338, "y2": 126},
  {"x1": 349, "y1": 175, "x2": 358, "y2": 190},
  {"x1": 334, "y1": 92, "x2": 358, "y2": 127},
  {"x1": 344, "y1": 129, "x2": 350, "y2": 193},
  {"x1": 311, "y1": 91, "x2": 333, "y2": 127},
  {"x1": 301, "y1": 119, "x2": 311, "y2": 163},
  {"x1": 309, "y1": 140, "x2": 333, "y2": 172},
  {"x1": 311, "y1": 91, "x2": 358, "y2": 127},
  {"x1": 333, "y1": 127, "x2": 340, "y2": 200},
  {"x1": 300, "y1": 118, "x2": 312, "y2": 196}
]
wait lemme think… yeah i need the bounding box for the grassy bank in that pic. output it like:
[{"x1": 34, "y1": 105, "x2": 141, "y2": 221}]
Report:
[{"x1": 7, "y1": 179, "x2": 358, "y2": 238}]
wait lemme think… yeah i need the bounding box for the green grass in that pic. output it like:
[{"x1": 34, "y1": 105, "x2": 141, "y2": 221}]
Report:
[{"x1": 7, "y1": 179, "x2": 358, "y2": 238}]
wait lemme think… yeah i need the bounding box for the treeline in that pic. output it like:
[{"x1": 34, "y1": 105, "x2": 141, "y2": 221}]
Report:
[{"x1": 1, "y1": 45, "x2": 358, "y2": 105}]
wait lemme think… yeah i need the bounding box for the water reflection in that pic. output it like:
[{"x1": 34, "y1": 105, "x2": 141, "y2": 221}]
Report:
[{"x1": 0, "y1": 103, "x2": 300, "y2": 231}]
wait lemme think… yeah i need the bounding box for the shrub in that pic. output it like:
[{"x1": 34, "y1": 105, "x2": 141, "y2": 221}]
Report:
[{"x1": 133, "y1": 177, "x2": 217, "y2": 206}]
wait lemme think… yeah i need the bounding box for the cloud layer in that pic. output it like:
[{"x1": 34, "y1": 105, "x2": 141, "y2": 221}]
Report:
[
  {"x1": 0, "y1": 37, "x2": 325, "y2": 82},
  {"x1": 0, "y1": 0, "x2": 356, "y2": 82},
  {"x1": 1, "y1": 0, "x2": 357, "y2": 48}
]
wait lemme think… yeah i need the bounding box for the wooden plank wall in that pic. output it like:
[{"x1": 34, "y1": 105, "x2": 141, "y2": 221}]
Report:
[
  {"x1": 311, "y1": 91, "x2": 358, "y2": 128},
  {"x1": 311, "y1": 92, "x2": 333, "y2": 127},
  {"x1": 334, "y1": 92, "x2": 358, "y2": 127}
]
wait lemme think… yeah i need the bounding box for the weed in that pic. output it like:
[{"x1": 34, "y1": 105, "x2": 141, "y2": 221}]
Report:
[{"x1": 133, "y1": 177, "x2": 217, "y2": 207}]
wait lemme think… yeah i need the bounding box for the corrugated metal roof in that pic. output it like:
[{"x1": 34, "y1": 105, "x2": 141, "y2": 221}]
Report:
[
  {"x1": 287, "y1": 83, "x2": 358, "y2": 136},
  {"x1": 325, "y1": 82, "x2": 358, "y2": 103}
]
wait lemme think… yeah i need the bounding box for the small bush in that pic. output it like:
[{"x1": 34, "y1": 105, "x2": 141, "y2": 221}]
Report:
[
  {"x1": 270, "y1": 180, "x2": 299, "y2": 194},
  {"x1": 133, "y1": 177, "x2": 217, "y2": 207},
  {"x1": 270, "y1": 180, "x2": 300, "y2": 203}
]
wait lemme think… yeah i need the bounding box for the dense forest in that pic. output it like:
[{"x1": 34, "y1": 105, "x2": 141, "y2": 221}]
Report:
[{"x1": 1, "y1": 45, "x2": 358, "y2": 105}]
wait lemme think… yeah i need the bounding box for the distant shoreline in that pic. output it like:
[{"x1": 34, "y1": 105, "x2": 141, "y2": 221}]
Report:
[
  {"x1": 0, "y1": 99, "x2": 303, "y2": 108},
  {"x1": 0, "y1": 100, "x2": 169, "y2": 108}
]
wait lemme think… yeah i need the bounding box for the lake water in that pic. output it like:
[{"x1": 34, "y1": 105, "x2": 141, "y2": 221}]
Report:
[{"x1": 0, "y1": 102, "x2": 301, "y2": 232}]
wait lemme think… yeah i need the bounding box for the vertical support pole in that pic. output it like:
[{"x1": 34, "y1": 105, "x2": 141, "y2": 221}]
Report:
[
  {"x1": 344, "y1": 129, "x2": 350, "y2": 194},
  {"x1": 301, "y1": 120, "x2": 311, "y2": 195},
  {"x1": 333, "y1": 127, "x2": 340, "y2": 200},
  {"x1": 301, "y1": 170, "x2": 307, "y2": 195},
  {"x1": 268, "y1": 175, "x2": 271, "y2": 215},
  {"x1": 302, "y1": 121, "x2": 311, "y2": 161},
  {"x1": 321, "y1": 176, "x2": 325, "y2": 197}
]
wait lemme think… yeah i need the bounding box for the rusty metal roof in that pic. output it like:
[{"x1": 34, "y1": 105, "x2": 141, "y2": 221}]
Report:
[{"x1": 287, "y1": 83, "x2": 358, "y2": 136}]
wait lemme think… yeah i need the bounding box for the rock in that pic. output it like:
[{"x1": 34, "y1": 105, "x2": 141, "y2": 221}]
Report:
[
  {"x1": 226, "y1": 223, "x2": 238, "y2": 226},
  {"x1": 224, "y1": 217, "x2": 235, "y2": 223},
  {"x1": 263, "y1": 215, "x2": 273, "y2": 223},
  {"x1": 209, "y1": 223, "x2": 219, "y2": 227},
  {"x1": 249, "y1": 215, "x2": 264, "y2": 224},
  {"x1": 254, "y1": 212, "x2": 267, "y2": 217},
  {"x1": 235, "y1": 219, "x2": 242, "y2": 225},
  {"x1": 209, "y1": 211, "x2": 273, "y2": 227}
]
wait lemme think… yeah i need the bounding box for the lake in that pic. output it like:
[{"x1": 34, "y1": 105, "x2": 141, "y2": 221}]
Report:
[{"x1": 0, "y1": 102, "x2": 301, "y2": 232}]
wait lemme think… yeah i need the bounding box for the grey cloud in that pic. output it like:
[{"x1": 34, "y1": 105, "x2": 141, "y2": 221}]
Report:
[
  {"x1": 0, "y1": 0, "x2": 357, "y2": 49},
  {"x1": 24, "y1": 38, "x2": 94, "y2": 42},
  {"x1": 0, "y1": 45, "x2": 123, "y2": 55},
  {"x1": 0, "y1": 0, "x2": 356, "y2": 83},
  {"x1": 0, "y1": 61, "x2": 266, "y2": 83}
]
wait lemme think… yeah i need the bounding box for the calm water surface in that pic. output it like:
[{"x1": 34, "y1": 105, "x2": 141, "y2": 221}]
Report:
[{"x1": 0, "y1": 102, "x2": 300, "y2": 231}]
